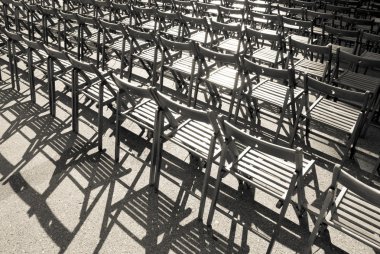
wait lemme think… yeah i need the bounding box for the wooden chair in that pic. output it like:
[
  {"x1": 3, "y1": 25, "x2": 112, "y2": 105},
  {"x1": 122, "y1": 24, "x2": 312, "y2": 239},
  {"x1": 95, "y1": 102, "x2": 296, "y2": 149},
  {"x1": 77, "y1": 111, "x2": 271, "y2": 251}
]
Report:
[
  {"x1": 67, "y1": 54, "x2": 117, "y2": 151},
  {"x1": 248, "y1": 11, "x2": 279, "y2": 34},
  {"x1": 127, "y1": 26, "x2": 162, "y2": 87},
  {"x1": 280, "y1": 16, "x2": 315, "y2": 45},
  {"x1": 159, "y1": 36, "x2": 201, "y2": 106},
  {"x1": 111, "y1": 74, "x2": 158, "y2": 186},
  {"x1": 331, "y1": 48, "x2": 380, "y2": 134},
  {"x1": 150, "y1": 89, "x2": 223, "y2": 221},
  {"x1": 321, "y1": 24, "x2": 360, "y2": 55},
  {"x1": 242, "y1": 58, "x2": 303, "y2": 142},
  {"x1": 247, "y1": 0, "x2": 272, "y2": 14},
  {"x1": 244, "y1": 27, "x2": 286, "y2": 68},
  {"x1": 43, "y1": 45, "x2": 73, "y2": 117},
  {"x1": 358, "y1": 32, "x2": 380, "y2": 60},
  {"x1": 99, "y1": 20, "x2": 129, "y2": 74},
  {"x1": 210, "y1": 19, "x2": 245, "y2": 54},
  {"x1": 287, "y1": 36, "x2": 332, "y2": 82},
  {"x1": 173, "y1": 0, "x2": 196, "y2": 16},
  {"x1": 198, "y1": 45, "x2": 244, "y2": 119},
  {"x1": 305, "y1": 164, "x2": 380, "y2": 253},
  {"x1": 195, "y1": 2, "x2": 219, "y2": 19},
  {"x1": 131, "y1": 6, "x2": 158, "y2": 32},
  {"x1": 290, "y1": 75, "x2": 370, "y2": 161},
  {"x1": 156, "y1": 10, "x2": 183, "y2": 41},
  {"x1": 207, "y1": 116, "x2": 316, "y2": 253},
  {"x1": 181, "y1": 15, "x2": 213, "y2": 46},
  {"x1": 217, "y1": 5, "x2": 245, "y2": 25}
]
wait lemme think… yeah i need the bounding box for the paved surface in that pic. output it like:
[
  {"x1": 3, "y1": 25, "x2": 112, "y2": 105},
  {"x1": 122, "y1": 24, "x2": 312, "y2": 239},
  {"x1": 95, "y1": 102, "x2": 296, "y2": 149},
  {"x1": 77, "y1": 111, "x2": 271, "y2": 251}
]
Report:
[{"x1": 0, "y1": 56, "x2": 379, "y2": 254}]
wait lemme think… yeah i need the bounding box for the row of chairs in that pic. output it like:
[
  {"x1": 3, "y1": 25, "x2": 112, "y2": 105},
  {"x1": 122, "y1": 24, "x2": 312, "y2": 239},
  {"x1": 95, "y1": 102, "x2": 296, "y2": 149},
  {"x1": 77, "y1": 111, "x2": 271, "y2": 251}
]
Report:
[{"x1": 0, "y1": 1, "x2": 379, "y2": 253}]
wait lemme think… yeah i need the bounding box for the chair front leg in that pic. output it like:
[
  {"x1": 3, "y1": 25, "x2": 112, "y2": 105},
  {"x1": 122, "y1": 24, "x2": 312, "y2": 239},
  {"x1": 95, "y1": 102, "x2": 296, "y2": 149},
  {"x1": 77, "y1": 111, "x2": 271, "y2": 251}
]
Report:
[{"x1": 98, "y1": 82, "x2": 104, "y2": 151}]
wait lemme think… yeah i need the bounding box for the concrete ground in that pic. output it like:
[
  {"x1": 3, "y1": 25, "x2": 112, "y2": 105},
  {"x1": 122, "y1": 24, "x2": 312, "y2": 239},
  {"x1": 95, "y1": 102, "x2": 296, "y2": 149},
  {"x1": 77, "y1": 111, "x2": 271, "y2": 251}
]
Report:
[{"x1": 0, "y1": 55, "x2": 379, "y2": 254}]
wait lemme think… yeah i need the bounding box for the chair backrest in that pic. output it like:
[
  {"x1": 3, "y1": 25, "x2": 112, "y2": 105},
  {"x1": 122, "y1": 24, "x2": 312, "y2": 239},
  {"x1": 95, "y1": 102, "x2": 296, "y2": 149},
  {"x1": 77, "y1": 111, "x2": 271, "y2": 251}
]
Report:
[
  {"x1": 198, "y1": 44, "x2": 240, "y2": 67},
  {"x1": 249, "y1": 11, "x2": 279, "y2": 29},
  {"x1": 322, "y1": 24, "x2": 361, "y2": 45},
  {"x1": 22, "y1": 36, "x2": 46, "y2": 51},
  {"x1": 305, "y1": 10, "x2": 335, "y2": 25},
  {"x1": 43, "y1": 45, "x2": 70, "y2": 61},
  {"x1": 335, "y1": 47, "x2": 380, "y2": 72},
  {"x1": 247, "y1": 0, "x2": 271, "y2": 14},
  {"x1": 293, "y1": 0, "x2": 316, "y2": 10},
  {"x1": 277, "y1": 5, "x2": 304, "y2": 18},
  {"x1": 330, "y1": 164, "x2": 380, "y2": 208},
  {"x1": 150, "y1": 89, "x2": 218, "y2": 130},
  {"x1": 245, "y1": 27, "x2": 283, "y2": 51},
  {"x1": 304, "y1": 75, "x2": 370, "y2": 111},
  {"x1": 127, "y1": 26, "x2": 158, "y2": 45},
  {"x1": 111, "y1": 73, "x2": 152, "y2": 99},
  {"x1": 100, "y1": 19, "x2": 128, "y2": 37},
  {"x1": 174, "y1": 0, "x2": 195, "y2": 15},
  {"x1": 289, "y1": 36, "x2": 332, "y2": 63},
  {"x1": 195, "y1": 2, "x2": 218, "y2": 18},
  {"x1": 68, "y1": 54, "x2": 106, "y2": 83},
  {"x1": 340, "y1": 15, "x2": 374, "y2": 32},
  {"x1": 217, "y1": 6, "x2": 245, "y2": 24},
  {"x1": 218, "y1": 115, "x2": 303, "y2": 170},
  {"x1": 242, "y1": 57, "x2": 295, "y2": 86},
  {"x1": 359, "y1": 31, "x2": 380, "y2": 54},
  {"x1": 159, "y1": 35, "x2": 198, "y2": 54}
]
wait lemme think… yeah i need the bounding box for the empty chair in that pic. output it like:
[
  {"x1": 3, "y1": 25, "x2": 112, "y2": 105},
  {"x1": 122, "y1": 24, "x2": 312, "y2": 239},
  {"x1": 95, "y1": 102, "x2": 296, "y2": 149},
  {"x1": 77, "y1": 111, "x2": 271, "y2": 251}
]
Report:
[
  {"x1": 131, "y1": 6, "x2": 157, "y2": 32},
  {"x1": 156, "y1": 10, "x2": 183, "y2": 41},
  {"x1": 182, "y1": 15, "x2": 213, "y2": 46},
  {"x1": 321, "y1": 24, "x2": 360, "y2": 55},
  {"x1": 207, "y1": 116, "x2": 316, "y2": 253},
  {"x1": 241, "y1": 58, "x2": 303, "y2": 142},
  {"x1": 150, "y1": 89, "x2": 223, "y2": 220},
  {"x1": 280, "y1": 16, "x2": 314, "y2": 45},
  {"x1": 331, "y1": 48, "x2": 380, "y2": 132},
  {"x1": 198, "y1": 45, "x2": 244, "y2": 119},
  {"x1": 288, "y1": 36, "x2": 332, "y2": 82},
  {"x1": 127, "y1": 27, "x2": 162, "y2": 86},
  {"x1": 159, "y1": 36, "x2": 201, "y2": 106},
  {"x1": 111, "y1": 74, "x2": 158, "y2": 186},
  {"x1": 210, "y1": 19, "x2": 245, "y2": 54},
  {"x1": 305, "y1": 164, "x2": 380, "y2": 253},
  {"x1": 358, "y1": 32, "x2": 380, "y2": 60},
  {"x1": 217, "y1": 5, "x2": 245, "y2": 25},
  {"x1": 290, "y1": 76, "x2": 370, "y2": 161},
  {"x1": 67, "y1": 55, "x2": 117, "y2": 151},
  {"x1": 44, "y1": 45, "x2": 73, "y2": 117},
  {"x1": 244, "y1": 27, "x2": 286, "y2": 68}
]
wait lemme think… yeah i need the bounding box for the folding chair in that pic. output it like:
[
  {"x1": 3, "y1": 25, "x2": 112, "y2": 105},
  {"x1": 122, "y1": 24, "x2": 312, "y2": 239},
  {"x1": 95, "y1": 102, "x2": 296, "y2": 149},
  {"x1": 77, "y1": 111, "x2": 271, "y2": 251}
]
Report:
[
  {"x1": 67, "y1": 54, "x2": 117, "y2": 151},
  {"x1": 210, "y1": 19, "x2": 245, "y2": 54},
  {"x1": 358, "y1": 32, "x2": 380, "y2": 60},
  {"x1": 290, "y1": 75, "x2": 370, "y2": 161},
  {"x1": 127, "y1": 26, "x2": 162, "y2": 86},
  {"x1": 156, "y1": 10, "x2": 183, "y2": 41},
  {"x1": 287, "y1": 36, "x2": 332, "y2": 82},
  {"x1": 150, "y1": 89, "x2": 223, "y2": 220},
  {"x1": 340, "y1": 15, "x2": 375, "y2": 33},
  {"x1": 109, "y1": 2, "x2": 133, "y2": 26},
  {"x1": 244, "y1": 27, "x2": 286, "y2": 68},
  {"x1": 305, "y1": 164, "x2": 380, "y2": 253},
  {"x1": 331, "y1": 48, "x2": 380, "y2": 133},
  {"x1": 247, "y1": 0, "x2": 272, "y2": 14},
  {"x1": 321, "y1": 24, "x2": 360, "y2": 55},
  {"x1": 198, "y1": 45, "x2": 244, "y2": 119},
  {"x1": 111, "y1": 74, "x2": 158, "y2": 186},
  {"x1": 207, "y1": 116, "x2": 316, "y2": 253},
  {"x1": 248, "y1": 11, "x2": 279, "y2": 34},
  {"x1": 173, "y1": 0, "x2": 196, "y2": 16},
  {"x1": 181, "y1": 15, "x2": 213, "y2": 46},
  {"x1": 195, "y1": 2, "x2": 219, "y2": 19},
  {"x1": 280, "y1": 16, "x2": 315, "y2": 45},
  {"x1": 131, "y1": 6, "x2": 157, "y2": 32},
  {"x1": 242, "y1": 58, "x2": 303, "y2": 142},
  {"x1": 217, "y1": 5, "x2": 245, "y2": 25},
  {"x1": 43, "y1": 45, "x2": 73, "y2": 117},
  {"x1": 159, "y1": 36, "x2": 201, "y2": 105}
]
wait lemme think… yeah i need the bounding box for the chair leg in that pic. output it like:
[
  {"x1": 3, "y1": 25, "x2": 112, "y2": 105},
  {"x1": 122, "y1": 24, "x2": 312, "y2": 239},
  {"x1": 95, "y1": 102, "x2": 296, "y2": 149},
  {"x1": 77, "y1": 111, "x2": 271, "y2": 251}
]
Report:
[
  {"x1": 72, "y1": 71, "x2": 79, "y2": 133},
  {"x1": 154, "y1": 110, "x2": 165, "y2": 191},
  {"x1": 206, "y1": 149, "x2": 226, "y2": 227},
  {"x1": 267, "y1": 175, "x2": 297, "y2": 254},
  {"x1": 198, "y1": 138, "x2": 216, "y2": 221},
  {"x1": 98, "y1": 85, "x2": 104, "y2": 151},
  {"x1": 115, "y1": 92, "x2": 121, "y2": 162}
]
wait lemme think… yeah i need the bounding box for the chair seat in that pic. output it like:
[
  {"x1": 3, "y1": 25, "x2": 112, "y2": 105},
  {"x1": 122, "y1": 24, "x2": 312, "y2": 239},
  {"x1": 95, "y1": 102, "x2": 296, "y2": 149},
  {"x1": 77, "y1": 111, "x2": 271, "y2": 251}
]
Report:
[
  {"x1": 162, "y1": 25, "x2": 181, "y2": 37},
  {"x1": 123, "y1": 99, "x2": 157, "y2": 129},
  {"x1": 334, "y1": 70, "x2": 380, "y2": 94},
  {"x1": 259, "y1": 28, "x2": 278, "y2": 36},
  {"x1": 205, "y1": 66, "x2": 241, "y2": 90},
  {"x1": 294, "y1": 59, "x2": 327, "y2": 79},
  {"x1": 327, "y1": 189, "x2": 380, "y2": 248},
  {"x1": 167, "y1": 55, "x2": 199, "y2": 76},
  {"x1": 306, "y1": 98, "x2": 361, "y2": 134},
  {"x1": 187, "y1": 30, "x2": 213, "y2": 44},
  {"x1": 136, "y1": 47, "x2": 162, "y2": 63},
  {"x1": 108, "y1": 37, "x2": 131, "y2": 53},
  {"x1": 287, "y1": 34, "x2": 313, "y2": 44},
  {"x1": 232, "y1": 146, "x2": 314, "y2": 199},
  {"x1": 251, "y1": 80, "x2": 303, "y2": 107},
  {"x1": 251, "y1": 47, "x2": 285, "y2": 64},
  {"x1": 81, "y1": 78, "x2": 117, "y2": 103},
  {"x1": 217, "y1": 38, "x2": 243, "y2": 54},
  {"x1": 331, "y1": 44, "x2": 355, "y2": 55},
  {"x1": 141, "y1": 20, "x2": 156, "y2": 31},
  {"x1": 168, "y1": 119, "x2": 221, "y2": 159},
  {"x1": 361, "y1": 51, "x2": 380, "y2": 60}
]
